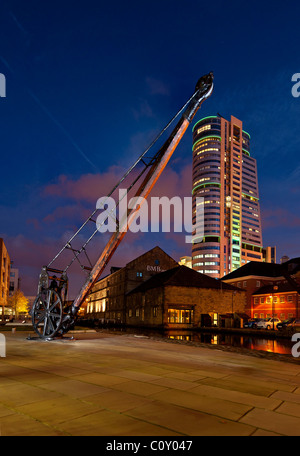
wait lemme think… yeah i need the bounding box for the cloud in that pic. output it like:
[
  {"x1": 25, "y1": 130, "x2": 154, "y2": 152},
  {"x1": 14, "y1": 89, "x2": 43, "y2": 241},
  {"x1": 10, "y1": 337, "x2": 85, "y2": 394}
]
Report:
[
  {"x1": 261, "y1": 207, "x2": 300, "y2": 230},
  {"x1": 146, "y1": 77, "x2": 170, "y2": 96},
  {"x1": 44, "y1": 166, "x2": 123, "y2": 202},
  {"x1": 132, "y1": 99, "x2": 154, "y2": 120},
  {"x1": 3, "y1": 161, "x2": 192, "y2": 297}
]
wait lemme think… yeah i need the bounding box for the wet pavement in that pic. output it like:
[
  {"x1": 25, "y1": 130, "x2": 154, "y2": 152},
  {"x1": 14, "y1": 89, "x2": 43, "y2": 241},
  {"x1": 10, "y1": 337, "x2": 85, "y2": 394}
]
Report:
[{"x1": 1, "y1": 330, "x2": 300, "y2": 436}]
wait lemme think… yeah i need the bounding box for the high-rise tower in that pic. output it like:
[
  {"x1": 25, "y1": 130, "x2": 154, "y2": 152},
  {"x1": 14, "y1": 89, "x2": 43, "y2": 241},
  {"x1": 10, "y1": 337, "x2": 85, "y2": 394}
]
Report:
[{"x1": 192, "y1": 115, "x2": 263, "y2": 278}]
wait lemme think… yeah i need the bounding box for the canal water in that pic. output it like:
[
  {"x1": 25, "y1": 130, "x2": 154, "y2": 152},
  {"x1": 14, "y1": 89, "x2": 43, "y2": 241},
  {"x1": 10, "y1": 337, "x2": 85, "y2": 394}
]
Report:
[{"x1": 98, "y1": 326, "x2": 296, "y2": 357}]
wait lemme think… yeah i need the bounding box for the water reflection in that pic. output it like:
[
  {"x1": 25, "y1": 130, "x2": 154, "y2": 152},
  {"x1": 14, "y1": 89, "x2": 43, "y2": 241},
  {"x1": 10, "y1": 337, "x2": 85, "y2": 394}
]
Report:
[
  {"x1": 95, "y1": 325, "x2": 294, "y2": 356},
  {"x1": 165, "y1": 330, "x2": 293, "y2": 355}
]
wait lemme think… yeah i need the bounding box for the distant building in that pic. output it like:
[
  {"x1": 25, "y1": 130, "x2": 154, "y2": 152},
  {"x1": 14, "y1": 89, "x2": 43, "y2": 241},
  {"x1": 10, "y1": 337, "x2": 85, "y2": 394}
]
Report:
[
  {"x1": 262, "y1": 246, "x2": 276, "y2": 264},
  {"x1": 252, "y1": 283, "x2": 299, "y2": 321},
  {"x1": 222, "y1": 257, "x2": 300, "y2": 319},
  {"x1": 0, "y1": 238, "x2": 11, "y2": 320},
  {"x1": 192, "y1": 115, "x2": 263, "y2": 279},
  {"x1": 9, "y1": 267, "x2": 19, "y2": 296},
  {"x1": 178, "y1": 256, "x2": 192, "y2": 268},
  {"x1": 281, "y1": 255, "x2": 290, "y2": 264}
]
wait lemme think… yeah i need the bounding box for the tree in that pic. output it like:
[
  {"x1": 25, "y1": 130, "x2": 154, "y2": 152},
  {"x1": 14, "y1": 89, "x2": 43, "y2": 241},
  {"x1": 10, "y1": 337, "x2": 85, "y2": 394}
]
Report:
[{"x1": 8, "y1": 290, "x2": 29, "y2": 319}]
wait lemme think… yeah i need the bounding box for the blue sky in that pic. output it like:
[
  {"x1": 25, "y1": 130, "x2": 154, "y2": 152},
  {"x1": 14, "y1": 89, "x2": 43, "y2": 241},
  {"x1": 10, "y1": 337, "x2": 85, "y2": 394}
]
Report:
[{"x1": 1, "y1": 0, "x2": 300, "y2": 296}]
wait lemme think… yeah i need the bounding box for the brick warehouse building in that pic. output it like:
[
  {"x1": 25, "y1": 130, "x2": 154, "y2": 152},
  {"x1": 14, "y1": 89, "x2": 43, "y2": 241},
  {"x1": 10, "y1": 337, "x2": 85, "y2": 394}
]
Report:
[
  {"x1": 126, "y1": 265, "x2": 246, "y2": 329},
  {"x1": 84, "y1": 246, "x2": 178, "y2": 323},
  {"x1": 84, "y1": 246, "x2": 246, "y2": 329}
]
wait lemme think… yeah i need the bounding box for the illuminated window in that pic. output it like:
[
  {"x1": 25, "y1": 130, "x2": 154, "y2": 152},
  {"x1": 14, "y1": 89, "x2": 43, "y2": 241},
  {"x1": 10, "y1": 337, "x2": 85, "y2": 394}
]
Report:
[
  {"x1": 168, "y1": 309, "x2": 193, "y2": 324},
  {"x1": 197, "y1": 125, "x2": 211, "y2": 134}
]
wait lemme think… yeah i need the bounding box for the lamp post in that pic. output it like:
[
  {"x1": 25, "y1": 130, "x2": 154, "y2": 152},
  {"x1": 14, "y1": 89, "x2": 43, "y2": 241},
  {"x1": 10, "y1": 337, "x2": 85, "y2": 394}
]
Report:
[
  {"x1": 272, "y1": 285, "x2": 278, "y2": 330},
  {"x1": 232, "y1": 290, "x2": 236, "y2": 328}
]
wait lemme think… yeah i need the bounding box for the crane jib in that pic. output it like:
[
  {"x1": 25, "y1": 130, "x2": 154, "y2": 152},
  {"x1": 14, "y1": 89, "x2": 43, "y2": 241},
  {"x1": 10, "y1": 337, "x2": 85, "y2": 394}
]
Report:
[{"x1": 31, "y1": 73, "x2": 214, "y2": 339}]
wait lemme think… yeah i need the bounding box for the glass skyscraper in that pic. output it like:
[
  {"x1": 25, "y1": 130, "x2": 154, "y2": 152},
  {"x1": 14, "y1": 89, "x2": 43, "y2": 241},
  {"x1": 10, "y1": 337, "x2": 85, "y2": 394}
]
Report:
[{"x1": 192, "y1": 115, "x2": 263, "y2": 278}]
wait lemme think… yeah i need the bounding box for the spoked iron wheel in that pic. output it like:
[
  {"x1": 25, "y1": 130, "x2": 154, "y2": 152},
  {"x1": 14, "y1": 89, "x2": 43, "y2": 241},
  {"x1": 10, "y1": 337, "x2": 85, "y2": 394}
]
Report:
[{"x1": 32, "y1": 288, "x2": 63, "y2": 339}]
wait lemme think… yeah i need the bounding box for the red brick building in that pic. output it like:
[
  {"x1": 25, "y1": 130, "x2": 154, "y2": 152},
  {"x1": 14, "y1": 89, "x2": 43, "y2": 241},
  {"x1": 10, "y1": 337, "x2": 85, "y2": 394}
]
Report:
[
  {"x1": 222, "y1": 258, "x2": 300, "y2": 320},
  {"x1": 252, "y1": 283, "x2": 299, "y2": 320}
]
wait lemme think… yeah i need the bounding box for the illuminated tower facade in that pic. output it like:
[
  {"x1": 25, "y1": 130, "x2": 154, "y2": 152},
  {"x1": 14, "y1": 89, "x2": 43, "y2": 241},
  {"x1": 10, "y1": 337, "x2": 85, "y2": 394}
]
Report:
[{"x1": 192, "y1": 115, "x2": 263, "y2": 278}]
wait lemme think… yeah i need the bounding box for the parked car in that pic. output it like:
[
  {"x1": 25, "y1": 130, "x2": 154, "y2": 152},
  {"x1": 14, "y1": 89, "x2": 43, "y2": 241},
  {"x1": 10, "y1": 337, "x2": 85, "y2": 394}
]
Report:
[
  {"x1": 256, "y1": 318, "x2": 281, "y2": 330},
  {"x1": 277, "y1": 318, "x2": 295, "y2": 331},
  {"x1": 285, "y1": 319, "x2": 300, "y2": 331},
  {"x1": 243, "y1": 318, "x2": 263, "y2": 329}
]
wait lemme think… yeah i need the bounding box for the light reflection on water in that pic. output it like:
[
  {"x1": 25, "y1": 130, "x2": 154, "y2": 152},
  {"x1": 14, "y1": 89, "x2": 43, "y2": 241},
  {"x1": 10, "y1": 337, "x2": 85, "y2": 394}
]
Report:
[
  {"x1": 165, "y1": 330, "x2": 293, "y2": 355},
  {"x1": 94, "y1": 326, "x2": 294, "y2": 356},
  {"x1": 111, "y1": 327, "x2": 294, "y2": 356}
]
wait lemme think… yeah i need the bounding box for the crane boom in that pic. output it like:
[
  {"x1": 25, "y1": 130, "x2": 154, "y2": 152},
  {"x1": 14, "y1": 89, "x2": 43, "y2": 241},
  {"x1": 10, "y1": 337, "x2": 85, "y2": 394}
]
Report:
[{"x1": 31, "y1": 72, "x2": 214, "y2": 339}]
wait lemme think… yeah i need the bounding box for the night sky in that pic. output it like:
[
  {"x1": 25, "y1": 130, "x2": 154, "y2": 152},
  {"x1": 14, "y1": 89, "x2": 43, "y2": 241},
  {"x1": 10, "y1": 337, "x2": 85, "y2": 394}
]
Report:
[{"x1": 1, "y1": 0, "x2": 300, "y2": 298}]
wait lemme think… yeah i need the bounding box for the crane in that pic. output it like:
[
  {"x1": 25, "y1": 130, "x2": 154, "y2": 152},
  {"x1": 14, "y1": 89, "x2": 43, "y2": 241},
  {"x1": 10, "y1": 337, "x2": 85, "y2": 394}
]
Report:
[{"x1": 31, "y1": 72, "x2": 214, "y2": 340}]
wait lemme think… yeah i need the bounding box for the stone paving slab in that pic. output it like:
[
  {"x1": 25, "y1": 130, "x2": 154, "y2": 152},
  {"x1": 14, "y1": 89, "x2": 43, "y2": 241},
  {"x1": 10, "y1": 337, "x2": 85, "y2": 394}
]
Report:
[
  {"x1": 83, "y1": 390, "x2": 156, "y2": 413},
  {"x1": 0, "y1": 412, "x2": 66, "y2": 436},
  {"x1": 270, "y1": 390, "x2": 300, "y2": 404},
  {"x1": 149, "y1": 388, "x2": 252, "y2": 422},
  {"x1": 240, "y1": 408, "x2": 300, "y2": 436},
  {"x1": 58, "y1": 409, "x2": 181, "y2": 436},
  {"x1": 15, "y1": 395, "x2": 104, "y2": 427},
  {"x1": 127, "y1": 401, "x2": 254, "y2": 436},
  {"x1": 1, "y1": 331, "x2": 300, "y2": 436},
  {"x1": 189, "y1": 383, "x2": 282, "y2": 410}
]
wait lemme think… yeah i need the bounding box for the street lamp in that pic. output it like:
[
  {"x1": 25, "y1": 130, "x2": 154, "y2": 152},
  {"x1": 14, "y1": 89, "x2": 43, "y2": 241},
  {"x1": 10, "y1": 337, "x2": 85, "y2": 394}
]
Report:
[
  {"x1": 272, "y1": 285, "x2": 278, "y2": 330},
  {"x1": 232, "y1": 290, "x2": 236, "y2": 328}
]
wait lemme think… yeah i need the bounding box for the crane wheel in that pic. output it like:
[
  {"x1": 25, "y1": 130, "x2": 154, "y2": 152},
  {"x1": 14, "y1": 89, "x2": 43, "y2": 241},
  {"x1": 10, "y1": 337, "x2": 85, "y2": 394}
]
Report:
[{"x1": 32, "y1": 288, "x2": 63, "y2": 340}]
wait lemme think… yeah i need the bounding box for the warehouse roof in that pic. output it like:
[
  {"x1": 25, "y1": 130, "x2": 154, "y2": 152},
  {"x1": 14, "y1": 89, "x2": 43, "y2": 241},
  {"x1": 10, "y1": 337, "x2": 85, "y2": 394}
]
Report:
[
  {"x1": 127, "y1": 265, "x2": 240, "y2": 295},
  {"x1": 222, "y1": 257, "x2": 300, "y2": 281}
]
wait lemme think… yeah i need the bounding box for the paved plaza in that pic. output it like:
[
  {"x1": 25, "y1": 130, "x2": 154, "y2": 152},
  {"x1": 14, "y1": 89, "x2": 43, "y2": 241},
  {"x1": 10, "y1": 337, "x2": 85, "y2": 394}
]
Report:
[{"x1": 1, "y1": 330, "x2": 300, "y2": 436}]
